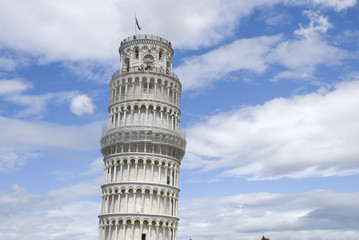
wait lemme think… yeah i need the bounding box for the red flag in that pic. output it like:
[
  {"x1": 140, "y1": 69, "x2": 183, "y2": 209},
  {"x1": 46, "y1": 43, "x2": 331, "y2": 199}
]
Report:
[{"x1": 136, "y1": 17, "x2": 141, "y2": 31}]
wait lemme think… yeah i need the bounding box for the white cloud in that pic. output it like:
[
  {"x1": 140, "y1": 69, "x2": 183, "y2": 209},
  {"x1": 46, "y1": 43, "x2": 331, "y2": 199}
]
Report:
[
  {"x1": 0, "y1": 182, "x2": 100, "y2": 240},
  {"x1": 50, "y1": 158, "x2": 103, "y2": 180},
  {"x1": 312, "y1": 0, "x2": 357, "y2": 11},
  {"x1": 0, "y1": 51, "x2": 31, "y2": 73},
  {"x1": 70, "y1": 94, "x2": 95, "y2": 116},
  {"x1": 267, "y1": 34, "x2": 348, "y2": 82},
  {"x1": 1, "y1": 184, "x2": 358, "y2": 240},
  {"x1": 0, "y1": 0, "x2": 354, "y2": 65},
  {"x1": 0, "y1": 57, "x2": 18, "y2": 72},
  {"x1": 184, "y1": 80, "x2": 359, "y2": 179},
  {"x1": 294, "y1": 10, "x2": 331, "y2": 38},
  {"x1": 175, "y1": 35, "x2": 282, "y2": 91},
  {"x1": 0, "y1": 148, "x2": 34, "y2": 173},
  {"x1": 63, "y1": 60, "x2": 117, "y2": 83},
  {"x1": 0, "y1": 116, "x2": 102, "y2": 171},
  {"x1": 0, "y1": 79, "x2": 32, "y2": 95},
  {"x1": 176, "y1": 11, "x2": 349, "y2": 90},
  {"x1": 0, "y1": 116, "x2": 101, "y2": 151},
  {"x1": 266, "y1": 10, "x2": 348, "y2": 82},
  {"x1": 0, "y1": 0, "x2": 282, "y2": 62},
  {"x1": 286, "y1": 0, "x2": 357, "y2": 11},
  {"x1": 0, "y1": 80, "x2": 79, "y2": 117},
  {"x1": 5, "y1": 91, "x2": 78, "y2": 117},
  {"x1": 178, "y1": 190, "x2": 359, "y2": 240},
  {"x1": 0, "y1": 0, "x2": 120, "y2": 62}
]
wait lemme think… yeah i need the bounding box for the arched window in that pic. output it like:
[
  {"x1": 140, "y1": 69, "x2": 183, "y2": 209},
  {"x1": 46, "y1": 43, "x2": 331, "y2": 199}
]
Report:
[
  {"x1": 144, "y1": 55, "x2": 154, "y2": 70},
  {"x1": 124, "y1": 58, "x2": 130, "y2": 72},
  {"x1": 134, "y1": 47, "x2": 139, "y2": 59}
]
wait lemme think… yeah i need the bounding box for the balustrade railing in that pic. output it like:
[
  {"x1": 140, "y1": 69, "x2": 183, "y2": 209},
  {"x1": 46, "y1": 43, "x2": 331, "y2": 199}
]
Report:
[
  {"x1": 101, "y1": 124, "x2": 186, "y2": 147},
  {"x1": 120, "y1": 34, "x2": 172, "y2": 46},
  {"x1": 112, "y1": 67, "x2": 179, "y2": 81}
]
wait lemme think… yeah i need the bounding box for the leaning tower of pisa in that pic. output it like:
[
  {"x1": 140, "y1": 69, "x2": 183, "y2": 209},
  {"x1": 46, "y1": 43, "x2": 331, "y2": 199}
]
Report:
[{"x1": 98, "y1": 34, "x2": 186, "y2": 240}]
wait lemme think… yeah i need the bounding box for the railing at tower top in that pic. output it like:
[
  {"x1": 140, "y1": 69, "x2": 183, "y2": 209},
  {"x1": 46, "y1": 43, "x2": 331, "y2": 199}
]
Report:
[
  {"x1": 120, "y1": 34, "x2": 172, "y2": 46},
  {"x1": 111, "y1": 67, "x2": 179, "y2": 81}
]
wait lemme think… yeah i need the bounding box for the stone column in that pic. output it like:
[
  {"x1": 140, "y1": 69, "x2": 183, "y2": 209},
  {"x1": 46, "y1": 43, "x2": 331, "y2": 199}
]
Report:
[
  {"x1": 165, "y1": 166, "x2": 168, "y2": 184},
  {"x1": 170, "y1": 168, "x2": 173, "y2": 185},
  {"x1": 150, "y1": 163, "x2": 154, "y2": 182},
  {"x1": 131, "y1": 224, "x2": 135, "y2": 240},
  {"x1": 140, "y1": 223, "x2": 143, "y2": 240},
  {"x1": 157, "y1": 194, "x2": 160, "y2": 213},
  {"x1": 134, "y1": 160, "x2": 138, "y2": 181},
  {"x1": 148, "y1": 224, "x2": 152, "y2": 240},
  {"x1": 125, "y1": 82, "x2": 128, "y2": 97},
  {"x1": 108, "y1": 115, "x2": 111, "y2": 129},
  {"x1": 163, "y1": 195, "x2": 167, "y2": 215},
  {"x1": 142, "y1": 161, "x2": 147, "y2": 181},
  {"x1": 134, "y1": 191, "x2": 137, "y2": 212},
  {"x1": 115, "y1": 224, "x2": 119, "y2": 240},
  {"x1": 111, "y1": 194, "x2": 115, "y2": 212},
  {"x1": 141, "y1": 192, "x2": 145, "y2": 213},
  {"x1": 101, "y1": 195, "x2": 105, "y2": 214},
  {"x1": 125, "y1": 193, "x2": 129, "y2": 212},
  {"x1": 156, "y1": 225, "x2": 159, "y2": 240},
  {"x1": 108, "y1": 224, "x2": 112, "y2": 240},
  {"x1": 98, "y1": 226, "x2": 103, "y2": 240},
  {"x1": 104, "y1": 166, "x2": 108, "y2": 184},
  {"x1": 119, "y1": 163, "x2": 123, "y2": 181},
  {"x1": 117, "y1": 110, "x2": 121, "y2": 127},
  {"x1": 113, "y1": 164, "x2": 117, "y2": 182},
  {"x1": 123, "y1": 110, "x2": 127, "y2": 125},
  {"x1": 118, "y1": 84, "x2": 122, "y2": 100},
  {"x1": 149, "y1": 193, "x2": 153, "y2": 213},
  {"x1": 127, "y1": 162, "x2": 131, "y2": 181},
  {"x1": 158, "y1": 164, "x2": 162, "y2": 183},
  {"x1": 146, "y1": 81, "x2": 150, "y2": 98}
]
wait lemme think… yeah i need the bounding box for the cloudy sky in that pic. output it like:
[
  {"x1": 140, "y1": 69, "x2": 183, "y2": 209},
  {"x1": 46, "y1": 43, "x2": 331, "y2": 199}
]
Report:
[{"x1": 1, "y1": 0, "x2": 359, "y2": 239}]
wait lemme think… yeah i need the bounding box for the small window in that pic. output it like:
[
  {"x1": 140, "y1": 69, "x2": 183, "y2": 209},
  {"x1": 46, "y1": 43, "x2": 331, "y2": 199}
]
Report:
[{"x1": 142, "y1": 234, "x2": 146, "y2": 240}]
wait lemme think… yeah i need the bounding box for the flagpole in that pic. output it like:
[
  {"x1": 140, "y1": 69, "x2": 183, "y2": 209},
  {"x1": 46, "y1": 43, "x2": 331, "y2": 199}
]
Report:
[{"x1": 134, "y1": 13, "x2": 137, "y2": 36}]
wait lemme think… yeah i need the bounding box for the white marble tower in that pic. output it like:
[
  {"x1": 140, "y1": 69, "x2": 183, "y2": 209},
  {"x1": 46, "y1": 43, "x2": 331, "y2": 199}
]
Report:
[{"x1": 98, "y1": 34, "x2": 186, "y2": 240}]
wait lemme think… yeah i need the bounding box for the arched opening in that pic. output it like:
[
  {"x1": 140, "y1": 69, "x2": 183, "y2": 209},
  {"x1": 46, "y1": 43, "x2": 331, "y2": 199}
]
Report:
[
  {"x1": 144, "y1": 54, "x2": 154, "y2": 70},
  {"x1": 134, "y1": 47, "x2": 139, "y2": 59},
  {"x1": 125, "y1": 58, "x2": 130, "y2": 72}
]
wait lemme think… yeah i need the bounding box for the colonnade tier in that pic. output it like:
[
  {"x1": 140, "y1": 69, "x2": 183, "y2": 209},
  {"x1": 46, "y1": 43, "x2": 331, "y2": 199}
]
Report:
[
  {"x1": 100, "y1": 186, "x2": 179, "y2": 216},
  {"x1": 99, "y1": 216, "x2": 177, "y2": 240},
  {"x1": 107, "y1": 101, "x2": 181, "y2": 132},
  {"x1": 102, "y1": 183, "x2": 179, "y2": 197},
  {"x1": 103, "y1": 156, "x2": 180, "y2": 186},
  {"x1": 104, "y1": 155, "x2": 180, "y2": 170},
  {"x1": 110, "y1": 73, "x2": 182, "y2": 109}
]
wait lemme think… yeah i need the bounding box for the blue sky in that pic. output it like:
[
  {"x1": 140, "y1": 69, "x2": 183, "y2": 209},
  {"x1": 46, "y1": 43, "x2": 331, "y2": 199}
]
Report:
[{"x1": 1, "y1": 0, "x2": 359, "y2": 239}]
